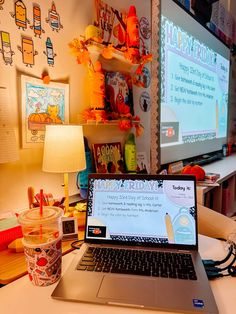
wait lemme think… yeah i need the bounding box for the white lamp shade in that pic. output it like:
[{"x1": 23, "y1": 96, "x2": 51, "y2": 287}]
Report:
[{"x1": 42, "y1": 125, "x2": 86, "y2": 173}]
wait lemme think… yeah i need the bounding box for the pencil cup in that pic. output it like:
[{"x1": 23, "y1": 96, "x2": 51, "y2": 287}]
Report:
[{"x1": 18, "y1": 206, "x2": 63, "y2": 286}]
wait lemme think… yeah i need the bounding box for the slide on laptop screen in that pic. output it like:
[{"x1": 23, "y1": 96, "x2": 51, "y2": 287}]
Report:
[{"x1": 86, "y1": 173, "x2": 197, "y2": 248}]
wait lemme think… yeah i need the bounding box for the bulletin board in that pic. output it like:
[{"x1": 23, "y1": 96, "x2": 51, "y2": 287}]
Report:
[{"x1": 150, "y1": 0, "x2": 160, "y2": 174}]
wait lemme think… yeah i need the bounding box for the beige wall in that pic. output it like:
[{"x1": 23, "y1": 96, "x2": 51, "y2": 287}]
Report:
[
  {"x1": 0, "y1": 0, "x2": 151, "y2": 213},
  {"x1": 3, "y1": 0, "x2": 233, "y2": 214}
]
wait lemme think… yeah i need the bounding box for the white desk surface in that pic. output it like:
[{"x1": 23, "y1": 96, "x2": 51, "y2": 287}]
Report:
[
  {"x1": 1, "y1": 235, "x2": 236, "y2": 314},
  {"x1": 197, "y1": 154, "x2": 236, "y2": 192},
  {"x1": 201, "y1": 154, "x2": 236, "y2": 182}
]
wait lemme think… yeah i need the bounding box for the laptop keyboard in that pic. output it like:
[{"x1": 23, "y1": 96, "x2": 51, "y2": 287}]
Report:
[{"x1": 77, "y1": 247, "x2": 197, "y2": 280}]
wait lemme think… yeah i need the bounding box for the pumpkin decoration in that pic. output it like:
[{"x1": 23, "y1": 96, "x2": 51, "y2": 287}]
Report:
[{"x1": 181, "y1": 164, "x2": 205, "y2": 181}]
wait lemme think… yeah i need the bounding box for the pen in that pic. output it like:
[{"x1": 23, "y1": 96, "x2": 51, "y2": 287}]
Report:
[{"x1": 60, "y1": 197, "x2": 66, "y2": 205}]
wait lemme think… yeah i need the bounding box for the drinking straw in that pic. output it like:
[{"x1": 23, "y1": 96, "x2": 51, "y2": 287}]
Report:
[
  {"x1": 40, "y1": 189, "x2": 43, "y2": 216},
  {"x1": 39, "y1": 189, "x2": 43, "y2": 239}
]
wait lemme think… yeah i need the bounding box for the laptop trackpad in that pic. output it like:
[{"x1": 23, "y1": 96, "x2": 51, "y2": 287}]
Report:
[{"x1": 97, "y1": 275, "x2": 155, "y2": 305}]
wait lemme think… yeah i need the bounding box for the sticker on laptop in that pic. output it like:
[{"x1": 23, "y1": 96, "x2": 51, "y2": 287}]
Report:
[
  {"x1": 88, "y1": 225, "x2": 106, "y2": 238},
  {"x1": 193, "y1": 299, "x2": 205, "y2": 308}
]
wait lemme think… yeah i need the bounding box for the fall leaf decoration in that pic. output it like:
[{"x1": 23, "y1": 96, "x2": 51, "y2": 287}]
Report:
[
  {"x1": 134, "y1": 123, "x2": 144, "y2": 137},
  {"x1": 102, "y1": 44, "x2": 115, "y2": 59},
  {"x1": 117, "y1": 103, "x2": 131, "y2": 115},
  {"x1": 69, "y1": 37, "x2": 152, "y2": 70},
  {"x1": 124, "y1": 47, "x2": 140, "y2": 64},
  {"x1": 80, "y1": 102, "x2": 144, "y2": 137},
  {"x1": 68, "y1": 6, "x2": 153, "y2": 138},
  {"x1": 118, "y1": 119, "x2": 132, "y2": 131},
  {"x1": 136, "y1": 54, "x2": 153, "y2": 75},
  {"x1": 81, "y1": 108, "x2": 97, "y2": 121},
  {"x1": 68, "y1": 38, "x2": 92, "y2": 67},
  {"x1": 81, "y1": 108, "x2": 107, "y2": 123},
  {"x1": 142, "y1": 53, "x2": 153, "y2": 64}
]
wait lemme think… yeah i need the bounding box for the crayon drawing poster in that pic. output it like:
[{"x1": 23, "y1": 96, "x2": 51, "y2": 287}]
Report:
[{"x1": 21, "y1": 75, "x2": 69, "y2": 148}]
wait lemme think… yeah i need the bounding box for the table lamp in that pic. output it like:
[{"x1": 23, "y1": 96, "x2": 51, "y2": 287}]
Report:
[{"x1": 42, "y1": 125, "x2": 86, "y2": 214}]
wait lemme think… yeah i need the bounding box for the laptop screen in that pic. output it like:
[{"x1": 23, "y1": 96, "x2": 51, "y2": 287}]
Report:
[{"x1": 85, "y1": 174, "x2": 197, "y2": 249}]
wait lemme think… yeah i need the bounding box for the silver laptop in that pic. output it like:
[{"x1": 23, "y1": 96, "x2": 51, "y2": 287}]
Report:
[{"x1": 52, "y1": 173, "x2": 218, "y2": 313}]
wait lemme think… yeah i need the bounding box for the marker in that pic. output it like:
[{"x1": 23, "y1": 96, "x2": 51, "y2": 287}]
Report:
[
  {"x1": 45, "y1": 37, "x2": 54, "y2": 65},
  {"x1": 49, "y1": 2, "x2": 60, "y2": 30},
  {"x1": 1, "y1": 31, "x2": 13, "y2": 65},
  {"x1": 33, "y1": 5, "x2": 42, "y2": 37},
  {"x1": 15, "y1": 0, "x2": 27, "y2": 30}
]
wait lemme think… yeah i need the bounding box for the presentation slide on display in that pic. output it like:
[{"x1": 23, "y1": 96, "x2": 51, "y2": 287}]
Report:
[
  {"x1": 160, "y1": 16, "x2": 230, "y2": 147},
  {"x1": 87, "y1": 178, "x2": 196, "y2": 245}
]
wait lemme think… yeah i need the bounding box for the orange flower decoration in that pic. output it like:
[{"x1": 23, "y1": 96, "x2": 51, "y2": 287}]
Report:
[
  {"x1": 142, "y1": 53, "x2": 153, "y2": 63},
  {"x1": 117, "y1": 103, "x2": 130, "y2": 115},
  {"x1": 81, "y1": 109, "x2": 97, "y2": 121},
  {"x1": 135, "y1": 54, "x2": 153, "y2": 75},
  {"x1": 76, "y1": 50, "x2": 90, "y2": 65},
  {"x1": 133, "y1": 115, "x2": 140, "y2": 122},
  {"x1": 134, "y1": 124, "x2": 144, "y2": 137},
  {"x1": 102, "y1": 44, "x2": 115, "y2": 59},
  {"x1": 118, "y1": 119, "x2": 132, "y2": 131}
]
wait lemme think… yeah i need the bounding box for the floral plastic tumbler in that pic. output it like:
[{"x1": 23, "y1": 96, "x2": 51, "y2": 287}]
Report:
[{"x1": 18, "y1": 206, "x2": 63, "y2": 286}]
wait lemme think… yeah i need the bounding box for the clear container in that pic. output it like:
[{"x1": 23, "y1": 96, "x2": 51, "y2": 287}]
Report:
[
  {"x1": 18, "y1": 206, "x2": 63, "y2": 245},
  {"x1": 18, "y1": 206, "x2": 63, "y2": 286}
]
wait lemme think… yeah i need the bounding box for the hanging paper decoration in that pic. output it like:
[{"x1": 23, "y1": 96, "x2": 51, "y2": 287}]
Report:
[
  {"x1": 133, "y1": 66, "x2": 151, "y2": 88},
  {"x1": 45, "y1": 2, "x2": 63, "y2": 32},
  {"x1": 0, "y1": 0, "x2": 5, "y2": 10},
  {"x1": 43, "y1": 37, "x2": 57, "y2": 66},
  {"x1": 139, "y1": 91, "x2": 151, "y2": 112},
  {"x1": 139, "y1": 17, "x2": 151, "y2": 40},
  {"x1": 0, "y1": 31, "x2": 15, "y2": 65},
  {"x1": 30, "y1": 4, "x2": 45, "y2": 38},
  {"x1": 10, "y1": 0, "x2": 30, "y2": 31},
  {"x1": 125, "y1": 5, "x2": 140, "y2": 63},
  {"x1": 17, "y1": 36, "x2": 38, "y2": 67}
]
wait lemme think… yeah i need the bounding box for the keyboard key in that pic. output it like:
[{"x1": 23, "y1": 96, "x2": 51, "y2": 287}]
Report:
[
  {"x1": 95, "y1": 267, "x2": 102, "y2": 272},
  {"x1": 79, "y1": 261, "x2": 96, "y2": 266},
  {"x1": 77, "y1": 265, "x2": 86, "y2": 270},
  {"x1": 87, "y1": 266, "x2": 95, "y2": 271}
]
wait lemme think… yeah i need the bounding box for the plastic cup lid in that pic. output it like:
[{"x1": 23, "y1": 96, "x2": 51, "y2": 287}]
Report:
[{"x1": 18, "y1": 206, "x2": 63, "y2": 226}]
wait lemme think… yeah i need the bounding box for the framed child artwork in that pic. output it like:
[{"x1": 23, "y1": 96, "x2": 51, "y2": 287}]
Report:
[{"x1": 21, "y1": 75, "x2": 69, "y2": 148}]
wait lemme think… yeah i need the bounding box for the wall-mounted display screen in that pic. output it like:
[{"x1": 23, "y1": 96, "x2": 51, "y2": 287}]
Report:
[{"x1": 160, "y1": 0, "x2": 230, "y2": 165}]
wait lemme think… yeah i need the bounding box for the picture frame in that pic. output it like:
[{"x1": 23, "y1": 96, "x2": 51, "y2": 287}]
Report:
[
  {"x1": 61, "y1": 216, "x2": 78, "y2": 240},
  {"x1": 21, "y1": 75, "x2": 69, "y2": 148}
]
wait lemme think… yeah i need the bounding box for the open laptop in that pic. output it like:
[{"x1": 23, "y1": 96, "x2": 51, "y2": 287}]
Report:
[{"x1": 52, "y1": 173, "x2": 218, "y2": 313}]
